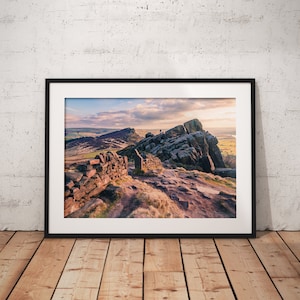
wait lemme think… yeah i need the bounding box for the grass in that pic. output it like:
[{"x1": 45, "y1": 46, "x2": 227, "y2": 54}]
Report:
[
  {"x1": 218, "y1": 138, "x2": 236, "y2": 156},
  {"x1": 202, "y1": 173, "x2": 236, "y2": 189},
  {"x1": 129, "y1": 187, "x2": 183, "y2": 218},
  {"x1": 83, "y1": 201, "x2": 108, "y2": 218},
  {"x1": 82, "y1": 151, "x2": 102, "y2": 159}
]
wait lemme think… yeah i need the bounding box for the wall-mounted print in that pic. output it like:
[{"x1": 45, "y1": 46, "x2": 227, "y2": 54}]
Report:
[{"x1": 45, "y1": 79, "x2": 255, "y2": 237}]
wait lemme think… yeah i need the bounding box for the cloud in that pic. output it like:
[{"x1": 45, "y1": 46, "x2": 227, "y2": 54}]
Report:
[
  {"x1": 65, "y1": 113, "x2": 81, "y2": 124},
  {"x1": 66, "y1": 98, "x2": 236, "y2": 130}
]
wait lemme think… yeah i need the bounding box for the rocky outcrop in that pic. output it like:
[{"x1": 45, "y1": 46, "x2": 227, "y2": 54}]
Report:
[
  {"x1": 133, "y1": 149, "x2": 163, "y2": 175},
  {"x1": 184, "y1": 118, "x2": 203, "y2": 133},
  {"x1": 165, "y1": 125, "x2": 186, "y2": 138},
  {"x1": 132, "y1": 119, "x2": 225, "y2": 173},
  {"x1": 205, "y1": 132, "x2": 225, "y2": 169},
  {"x1": 64, "y1": 151, "x2": 128, "y2": 217}
]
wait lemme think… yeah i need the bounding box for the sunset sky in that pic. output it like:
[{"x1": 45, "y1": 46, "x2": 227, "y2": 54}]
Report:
[{"x1": 65, "y1": 98, "x2": 236, "y2": 133}]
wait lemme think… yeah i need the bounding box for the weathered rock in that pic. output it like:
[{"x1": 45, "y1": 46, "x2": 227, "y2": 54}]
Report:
[
  {"x1": 86, "y1": 169, "x2": 96, "y2": 178},
  {"x1": 123, "y1": 156, "x2": 128, "y2": 170},
  {"x1": 180, "y1": 201, "x2": 189, "y2": 209},
  {"x1": 95, "y1": 153, "x2": 106, "y2": 163},
  {"x1": 79, "y1": 176, "x2": 89, "y2": 186},
  {"x1": 165, "y1": 125, "x2": 186, "y2": 138},
  {"x1": 65, "y1": 180, "x2": 74, "y2": 189},
  {"x1": 66, "y1": 198, "x2": 107, "y2": 218},
  {"x1": 178, "y1": 186, "x2": 189, "y2": 192},
  {"x1": 133, "y1": 149, "x2": 144, "y2": 170},
  {"x1": 89, "y1": 186, "x2": 106, "y2": 198},
  {"x1": 214, "y1": 168, "x2": 236, "y2": 178},
  {"x1": 94, "y1": 164, "x2": 103, "y2": 172},
  {"x1": 201, "y1": 156, "x2": 213, "y2": 173},
  {"x1": 132, "y1": 118, "x2": 225, "y2": 173},
  {"x1": 145, "y1": 132, "x2": 154, "y2": 138},
  {"x1": 99, "y1": 175, "x2": 111, "y2": 186},
  {"x1": 189, "y1": 132, "x2": 208, "y2": 154},
  {"x1": 205, "y1": 132, "x2": 225, "y2": 168},
  {"x1": 184, "y1": 119, "x2": 203, "y2": 133},
  {"x1": 89, "y1": 159, "x2": 100, "y2": 165},
  {"x1": 64, "y1": 151, "x2": 129, "y2": 217},
  {"x1": 65, "y1": 171, "x2": 83, "y2": 183},
  {"x1": 106, "y1": 151, "x2": 116, "y2": 161},
  {"x1": 76, "y1": 164, "x2": 93, "y2": 172},
  {"x1": 177, "y1": 147, "x2": 198, "y2": 164},
  {"x1": 85, "y1": 180, "x2": 97, "y2": 193},
  {"x1": 64, "y1": 189, "x2": 71, "y2": 197},
  {"x1": 73, "y1": 187, "x2": 86, "y2": 201},
  {"x1": 76, "y1": 164, "x2": 88, "y2": 172},
  {"x1": 64, "y1": 197, "x2": 80, "y2": 217}
]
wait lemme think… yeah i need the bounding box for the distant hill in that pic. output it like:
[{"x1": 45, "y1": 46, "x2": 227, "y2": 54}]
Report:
[
  {"x1": 65, "y1": 128, "x2": 116, "y2": 140},
  {"x1": 65, "y1": 127, "x2": 142, "y2": 150}
]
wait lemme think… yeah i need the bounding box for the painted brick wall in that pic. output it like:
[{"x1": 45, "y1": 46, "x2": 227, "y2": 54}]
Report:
[{"x1": 0, "y1": 0, "x2": 299, "y2": 230}]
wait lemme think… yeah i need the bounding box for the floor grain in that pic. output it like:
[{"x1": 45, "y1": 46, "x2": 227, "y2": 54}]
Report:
[{"x1": 0, "y1": 231, "x2": 299, "y2": 299}]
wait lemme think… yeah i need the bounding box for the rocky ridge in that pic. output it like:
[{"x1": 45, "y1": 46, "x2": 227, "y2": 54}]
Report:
[
  {"x1": 119, "y1": 119, "x2": 227, "y2": 174},
  {"x1": 66, "y1": 127, "x2": 141, "y2": 150}
]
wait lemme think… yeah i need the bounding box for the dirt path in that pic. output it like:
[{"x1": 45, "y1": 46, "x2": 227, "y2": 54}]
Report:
[
  {"x1": 135, "y1": 167, "x2": 236, "y2": 218},
  {"x1": 106, "y1": 181, "x2": 139, "y2": 218}
]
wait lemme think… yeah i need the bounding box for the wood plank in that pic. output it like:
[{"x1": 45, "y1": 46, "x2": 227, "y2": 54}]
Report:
[
  {"x1": 0, "y1": 259, "x2": 30, "y2": 300},
  {"x1": 215, "y1": 238, "x2": 281, "y2": 299},
  {"x1": 52, "y1": 239, "x2": 109, "y2": 300},
  {"x1": 8, "y1": 238, "x2": 75, "y2": 300},
  {"x1": 278, "y1": 231, "x2": 300, "y2": 261},
  {"x1": 0, "y1": 231, "x2": 43, "y2": 259},
  {"x1": 52, "y1": 288, "x2": 98, "y2": 300},
  {"x1": 0, "y1": 232, "x2": 44, "y2": 300},
  {"x1": 250, "y1": 232, "x2": 300, "y2": 277},
  {"x1": 0, "y1": 231, "x2": 15, "y2": 251},
  {"x1": 273, "y1": 277, "x2": 300, "y2": 299},
  {"x1": 144, "y1": 271, "x2": 189, "y2": 300},
  {"x1": 144, "y1": 239, "x2": 187, "y2": 300},
  {"x1": 144, "y1": 239, "x2": 182, "y2": 272},
  {"x1": 250, "y1": 231, "x2": 300, "y2": 299},
  {"x1": 98, "y1": 238, "x2": 144, "y2": 300},
  {"x1": 181, "y1": 239, "x2": 235, "y2": 300}
]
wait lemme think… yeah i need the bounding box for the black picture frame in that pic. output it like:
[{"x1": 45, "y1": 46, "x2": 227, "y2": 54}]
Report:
[{"x1": 45, "y1": 79, "x2": 255, "y2": 238}]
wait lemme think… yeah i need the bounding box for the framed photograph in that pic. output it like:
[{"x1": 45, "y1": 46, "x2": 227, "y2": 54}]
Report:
[{"x1": 45, "y1": 79, "x2": 255, "y2": 237}]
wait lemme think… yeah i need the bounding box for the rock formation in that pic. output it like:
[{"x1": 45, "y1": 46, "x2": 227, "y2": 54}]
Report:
[
  {"x1": 133, "y1": 149, "x2": 163, "y2": 175},
  {"x1": 64, "y1": 151, "x2": 128, "y2": 217},
  {"x1": 132, "y1": 119, "x2": 225, "y2": 173}
]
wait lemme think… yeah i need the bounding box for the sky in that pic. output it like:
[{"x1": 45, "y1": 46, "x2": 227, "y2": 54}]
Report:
[{"x1": 65, "y1": 98, "x2": 236, "y2": 133}]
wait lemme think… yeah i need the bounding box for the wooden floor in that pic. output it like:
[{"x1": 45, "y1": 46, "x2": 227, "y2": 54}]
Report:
[{"x1": 0, "y1": 232, "x2": 299, "y2": 299}]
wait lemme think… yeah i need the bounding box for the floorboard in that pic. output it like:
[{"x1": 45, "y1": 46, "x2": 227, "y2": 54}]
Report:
[
  {"x1": 0, "y1": 231, "x2": 298, "y2": 299},
  {"x1": 53, "y1": 238, "x2": 110, "y2": 300},
  {"x1": 0, "y1": 231, "x2": 15, "y2": 252},
  {"x1": 278, "y1": 231, "x2": 300, "y2": 261},
  {"x1": 215, "y1": 238, "x2": 282, "y2": 299},
  {"x1": 98, "y1": 238, "x2": 144, "y2": 300},
  {"x1": 8, "y1": 238, "x2": 75, "y2": 300},
  {"x1": 0, "y1": 232, "x2": 43, "y2": 300},
  {"x1": 250, "y1": 231, "x2": 300, "y2": 299},
  {"x1": 143, "y1": 239, "x2": 188, "y2": 299},
  {"x1": 144, "y1": 271, "x2": 189, "y2": 300},
  {"x1": 181, "y1": 238, "x2": 235, "y2": 299}
]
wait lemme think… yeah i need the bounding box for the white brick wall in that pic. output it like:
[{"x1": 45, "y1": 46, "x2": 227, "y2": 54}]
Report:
[{"x1": 1, "y1": 0, "x2": 299, "y2": 230}]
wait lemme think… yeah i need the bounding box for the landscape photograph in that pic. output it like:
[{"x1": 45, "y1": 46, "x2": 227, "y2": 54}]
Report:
[{"x1": 64, "y1": 98, "x2": 236, "y2": 219}]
